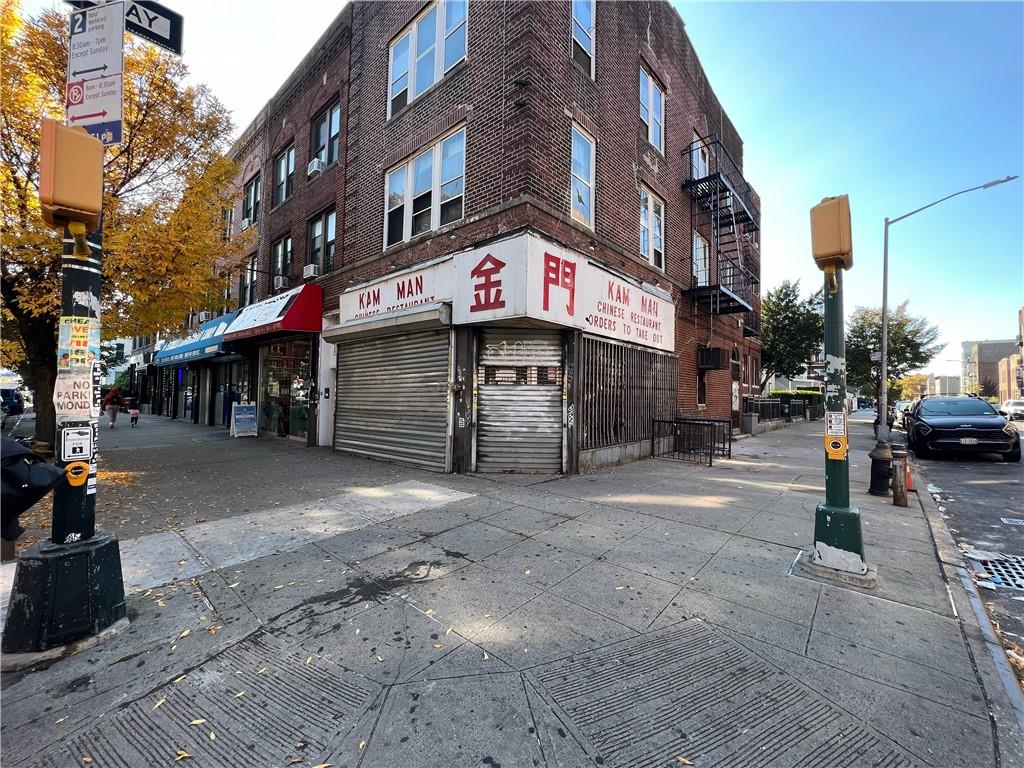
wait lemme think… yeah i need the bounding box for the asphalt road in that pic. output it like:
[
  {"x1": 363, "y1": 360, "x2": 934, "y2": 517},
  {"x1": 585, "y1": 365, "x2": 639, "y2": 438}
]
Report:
[{"x1": 906, "y1": 425, "x2": 1024, "y2": 654}]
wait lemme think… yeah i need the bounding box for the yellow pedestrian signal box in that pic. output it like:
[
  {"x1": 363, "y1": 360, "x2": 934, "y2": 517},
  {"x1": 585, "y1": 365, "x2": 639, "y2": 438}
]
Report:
[
  {"x1": 810, "y1": 194, "x2": 853, "y2": 271},
  {"x1": 39, "y1": 118, "x2": 103, "y2": 232}
]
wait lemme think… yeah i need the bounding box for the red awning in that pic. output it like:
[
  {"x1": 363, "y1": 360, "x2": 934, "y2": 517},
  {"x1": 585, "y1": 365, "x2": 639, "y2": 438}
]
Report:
[{"x1": 223, "y1": 284, "x2": 323, "y2": 342}]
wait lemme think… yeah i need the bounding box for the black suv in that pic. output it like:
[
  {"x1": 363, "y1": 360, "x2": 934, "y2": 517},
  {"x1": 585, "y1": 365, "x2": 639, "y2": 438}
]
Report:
[{"x1": 906, "y1": 395, "x2": 1020, "y2": 462}]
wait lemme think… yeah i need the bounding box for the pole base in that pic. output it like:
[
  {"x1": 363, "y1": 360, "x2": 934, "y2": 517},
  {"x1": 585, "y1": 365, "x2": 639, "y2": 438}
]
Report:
[
  {"x1": 812, "y1": 502, "x2": 870, "y2": 574},
  {"x1": 1, "y1": 532, "x2": 126, "y2": 654},
  {"x1": 798, "y1": 549, "x2": 878, "y2": 589}
]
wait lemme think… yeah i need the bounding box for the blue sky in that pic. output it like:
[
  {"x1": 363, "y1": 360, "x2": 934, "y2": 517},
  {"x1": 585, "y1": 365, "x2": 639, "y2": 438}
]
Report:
[
  {"x1": 676, "y1": 1, "x2": 1023, "y2": 376},
  {"x1": 24, "y1": 1, "x2": 1023, "y2": 377}
]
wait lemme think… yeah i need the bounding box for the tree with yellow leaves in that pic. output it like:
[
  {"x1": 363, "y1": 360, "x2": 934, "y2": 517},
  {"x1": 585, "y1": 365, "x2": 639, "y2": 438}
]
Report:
[{"x1": 1, "y1": 3, "x2": 251, "y2": 444}]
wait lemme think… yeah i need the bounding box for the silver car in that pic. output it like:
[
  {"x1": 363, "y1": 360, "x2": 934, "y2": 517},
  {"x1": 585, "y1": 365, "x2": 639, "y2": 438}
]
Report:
[{"x1": 1000, "y1": 400, "x2": 1024, "y2": 421}]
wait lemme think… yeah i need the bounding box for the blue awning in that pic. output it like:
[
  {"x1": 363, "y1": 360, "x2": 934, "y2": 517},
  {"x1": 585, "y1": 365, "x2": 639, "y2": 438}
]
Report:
[{"x1": 154, "y1": 312, "x2": 238, "y2": 366}]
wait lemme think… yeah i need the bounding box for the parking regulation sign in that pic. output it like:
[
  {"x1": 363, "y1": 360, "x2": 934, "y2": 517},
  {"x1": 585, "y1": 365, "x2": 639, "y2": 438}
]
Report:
[{"x1": 66, "y1": 1, "x2": 124, "y2": 145}]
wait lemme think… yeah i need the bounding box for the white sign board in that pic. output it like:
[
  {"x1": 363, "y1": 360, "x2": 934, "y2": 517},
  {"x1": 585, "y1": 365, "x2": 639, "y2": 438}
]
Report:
[
  {"x1": 61, "y1": 426, "x2": 93, "y2": 461},
  {"x1": 67, "y1": 1, "x2": 124, "y2": 145},
  {"x1": 825, "y1": 411, "x2": 847, "y2": 436},
  {"x1": 340, "y1": 257, "x2": 454, "y2": 323},
  {"x1": 53, "y1": 372, "x2": 94, "y2": 419}
]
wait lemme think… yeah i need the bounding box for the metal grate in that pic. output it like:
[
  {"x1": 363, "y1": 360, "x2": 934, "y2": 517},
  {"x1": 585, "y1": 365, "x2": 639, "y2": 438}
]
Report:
[{"x1": 980, "y1": 556, "x2": 1024, "y2": 590}]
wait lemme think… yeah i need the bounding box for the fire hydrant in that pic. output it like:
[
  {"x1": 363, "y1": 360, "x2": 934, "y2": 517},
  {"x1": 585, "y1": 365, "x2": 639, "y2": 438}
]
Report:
[{"x1": 868, "y1": 440, "x2": 893, "y2": 496}]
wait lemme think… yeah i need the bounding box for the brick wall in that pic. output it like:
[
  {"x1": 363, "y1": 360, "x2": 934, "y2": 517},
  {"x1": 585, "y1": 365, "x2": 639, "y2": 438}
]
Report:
[{"x1": 227, "y1": 0, "x2": 762, "y2": 420}]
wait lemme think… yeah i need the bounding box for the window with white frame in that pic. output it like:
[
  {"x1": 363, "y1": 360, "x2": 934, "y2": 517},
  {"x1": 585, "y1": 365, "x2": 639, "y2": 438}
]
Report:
[
  {"x1": 388, "y1": 0, "x2": 467, "y2": 116},
  {"x1": 639, "y1": 69, "x2": 664, "y2": 151},
  {"x1": 571, "y1": 125, "x2": 595, "y2": 228},
  {"x1": 312, "y1": 104, "x2": 341, "y2": 166},
  {"x1": 385, "y1": 128, "x2": 465, "y2": 247},
  {"x1": 273, "y1": 145, "x2": 295, "y2": 206},
  {"x1": 243, "y1": 176, "x2": 260, "y2": 225},
  {"x1": 243, "y1": 254, "x2": 256, "y2": 306},
  {"x1": 692, "y1": 230, "x2": 709, "y2": 286},
  {"x1": 639, "y1": 187, "x2": 664, "y2": 270},
  {"x1": 691, "y1": 132, "x2": 709, "y2": 179},
  {"x1": 272, "y1": 236, "x2": 292, "y2": 288},
  {"x1": 308, "y1": 210, "x2": 336, "y2": 273},
  {"x1": 572, "y1": 0, "x2": 594, "y2": 76}
]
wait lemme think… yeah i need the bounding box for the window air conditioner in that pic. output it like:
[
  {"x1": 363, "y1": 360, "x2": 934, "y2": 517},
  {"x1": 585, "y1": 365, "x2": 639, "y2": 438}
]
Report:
[
  {"x1": 303, "y1": 264, "x2": 320, "y2": 280},
  {"x1": 307, "y1": 158, "x2": 326, "y2": 177},
  {"x1": 273, "y1": 276, "x2": 287, "y2": 291},
  {"x1": 197, "y1": 311, "x2": 213, "y2": 322},
  {"x1": 240, "y1": 217, "x2": 250, "y2": 231}
]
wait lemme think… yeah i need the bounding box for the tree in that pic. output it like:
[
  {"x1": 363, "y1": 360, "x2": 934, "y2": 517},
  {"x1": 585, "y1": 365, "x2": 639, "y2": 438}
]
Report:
[
  {"x1": 845, "y1": 302, "x2": 943, "y2": 397},
  {"x1": 1, "y1": 4, "x2": 251, "y2": 443},
  {"x1": 759, "y1": 280, "x2": 824, "y2": 390},
  {"x1": 896, "y1": 373, "x2": 928, "y2": 399}
]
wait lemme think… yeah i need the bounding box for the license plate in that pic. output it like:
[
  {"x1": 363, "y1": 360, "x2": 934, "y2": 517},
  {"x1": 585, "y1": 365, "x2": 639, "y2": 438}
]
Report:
[{"x1": 960, "y1": 437, "x2": 978, "y2": 445}]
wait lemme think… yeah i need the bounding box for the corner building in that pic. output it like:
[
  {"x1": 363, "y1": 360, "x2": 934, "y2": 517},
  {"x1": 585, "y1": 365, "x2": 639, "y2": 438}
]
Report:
[{"x1": 227, "y1": 0, "x2": 762, "y2": 473}]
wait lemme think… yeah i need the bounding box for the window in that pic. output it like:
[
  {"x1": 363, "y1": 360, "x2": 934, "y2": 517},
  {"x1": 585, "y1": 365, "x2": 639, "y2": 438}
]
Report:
[
  {"x1": 243, "y1": 254, "x2": 256, "y2": 306},
  {"x1": 385, "y1": 128, "x2": 465, "y2": 247},
  {"x1": 388, "y1": 0, "x2": 467, "y2": 116},
  {"x1": 697, "y1": 370, "x2": 707, "y2": 406},
  {"x1": 692, "y1": 230, "x2": 709, "y2": 286},
  {"x1": 243, "y1": 176, "x2": 260, "y2": 225},
  {"x1": 639, "y1": 187, "x2": 664, "y2": 270},
  {"x1": 272, "y1": 236, "x2": 292, "y2": 288},
  {"x1": 273, "y1": 145, "x2": 295, "y2": 206},
  {"x1": 309, "y1": 210, "x2": 336, "y2": 273},
  {"x1": 571, "y1": 125, "x2": 595, "y2": 228},
  {"x1": 572, "y1": 0, "x2": 594, "y2": 76},
  {"x1": 312, "y1": 104, "x2": 341, "y2": 166},
  {"x1": 221, "y1": 207, "x2": 233, "y2": 243},
  {"x1": 691, "y1": 133, "x2": 709, "y2": 179},
  {"x1": 639, "y1": 69, "x2": 664, "y2": 151}
]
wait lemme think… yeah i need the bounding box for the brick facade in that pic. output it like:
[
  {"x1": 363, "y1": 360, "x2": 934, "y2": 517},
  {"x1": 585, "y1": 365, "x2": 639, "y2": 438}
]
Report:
[{"x1": 227, "y1": 0, "x2": 762, "y2": 423}]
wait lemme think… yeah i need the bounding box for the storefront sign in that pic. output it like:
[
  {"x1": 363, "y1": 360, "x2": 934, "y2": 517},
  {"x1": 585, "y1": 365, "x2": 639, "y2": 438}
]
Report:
[
  {"x1": 454, "y1": 233, "x2": 674, "y2": 352},
  {"x1": 340, "y1": 257, "x2": 454, "y2": 323},
  {"x1": 230, "y1": 403, "x2": 258, "y2": 437},
  {"x1": 58, "y1": 315, "x2": 101, "y2": 368}
]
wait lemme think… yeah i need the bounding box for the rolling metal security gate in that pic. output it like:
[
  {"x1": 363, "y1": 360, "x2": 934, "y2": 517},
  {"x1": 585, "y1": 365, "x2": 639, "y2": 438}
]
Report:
[
  {"x1": 335, "y1": 330, "x2": 450, "y2": 471},
  {"x1": 476, "y1": 329, "x2": 563, "y2": 473}
]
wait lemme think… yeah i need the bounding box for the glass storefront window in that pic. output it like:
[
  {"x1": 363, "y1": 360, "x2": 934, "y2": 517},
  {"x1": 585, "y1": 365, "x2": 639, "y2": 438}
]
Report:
[{"x1": 259, "y1": 339, "x2": 311, "y2": 439}]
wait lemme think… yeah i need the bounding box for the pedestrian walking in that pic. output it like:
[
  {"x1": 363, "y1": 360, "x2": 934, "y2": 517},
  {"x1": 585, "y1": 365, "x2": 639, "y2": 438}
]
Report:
[
  {"x1": 101, "y1": 387, "x2": 124, "y2": 429},
  {"x1": 128, "y1": 397, "x2": 141, "y2": 428}
]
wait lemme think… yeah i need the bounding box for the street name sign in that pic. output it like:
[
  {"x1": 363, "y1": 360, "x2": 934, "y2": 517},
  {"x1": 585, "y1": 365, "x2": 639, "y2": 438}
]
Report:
[
  {"x1": 125, "y1": 1, "x2": 183, "y2": 55},
  {"x1": 66, "y1": 1, "x2": 124, "y2": 145}
]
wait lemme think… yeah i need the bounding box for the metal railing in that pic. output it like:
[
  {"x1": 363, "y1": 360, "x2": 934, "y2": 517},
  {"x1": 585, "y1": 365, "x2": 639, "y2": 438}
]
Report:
[
  {"x1": 743, "y1": 396, "x2": 780, "y2": 422},
  {"x1": 807, "y1": 402, "x2": 824, "y2": 421},
  {"x1": 789, "y1": 399, "x2": 806, "y2": 421},
  {"x1": 685, "y1": 136, "x2": 760, "y2": 226},
  {"x1": 652, "y1": 418, "x2": 732, "y2": 466},
  {"x1": 692, "y1": 251, "x2": 758, "y2": 306}
]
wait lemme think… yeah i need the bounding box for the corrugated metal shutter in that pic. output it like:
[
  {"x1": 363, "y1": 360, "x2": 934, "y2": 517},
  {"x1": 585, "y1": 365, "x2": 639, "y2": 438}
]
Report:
[
  {"x1": 477, "y1": 329, "x2": 563, "y2": 473},
  {"x1": 335, "y1": 330, "x2": 450, "y2": 471}
]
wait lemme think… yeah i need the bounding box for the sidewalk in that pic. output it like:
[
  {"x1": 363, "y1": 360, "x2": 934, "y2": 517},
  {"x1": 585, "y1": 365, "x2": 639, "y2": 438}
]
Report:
[{"x1": 2, "y1": 415, "x2": 1021, "y2": 767}]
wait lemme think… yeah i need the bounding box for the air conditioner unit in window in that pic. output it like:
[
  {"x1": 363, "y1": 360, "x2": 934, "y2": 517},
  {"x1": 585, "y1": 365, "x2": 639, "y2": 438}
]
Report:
[
  {"x1": 197, "y1": 311, "x2": 213, "y2": 323},
  {"x1": 303, "y1": 264, "x2": 320, "y2": 280},
  {"x1": 240, "y1": 217, "x2": 250, "y2": 231},
  {"x1": 273, "y1": 276, "x2": 287, "y2": 291},
  {"x1": 307, "y1": 158, "x2": 326, "y2": 177}
]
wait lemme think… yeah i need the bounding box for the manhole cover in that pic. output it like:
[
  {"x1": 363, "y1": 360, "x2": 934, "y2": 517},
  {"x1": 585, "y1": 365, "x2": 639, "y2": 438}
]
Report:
[
  {"x1": 1000, "y1": 518, "x2": 1024, "y2": 526},
  {"x1": 980, "y1": 556, "x2": 1024, "y2": 590}
]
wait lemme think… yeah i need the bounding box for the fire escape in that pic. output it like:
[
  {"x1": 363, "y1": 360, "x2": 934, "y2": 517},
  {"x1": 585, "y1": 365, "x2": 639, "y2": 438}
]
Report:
[{"x1": 684, "y1": 135, "x2": 761, "y2": 338}]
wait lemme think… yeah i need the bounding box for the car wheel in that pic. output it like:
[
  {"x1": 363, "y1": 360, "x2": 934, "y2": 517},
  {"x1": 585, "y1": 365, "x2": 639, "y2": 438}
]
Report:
[
  {"x1": 1004, "y1": 445, "x2": 1021, "y2": 463},
  {"x1": 913, "y1": 431, "x2": 930, "y2": 459}
]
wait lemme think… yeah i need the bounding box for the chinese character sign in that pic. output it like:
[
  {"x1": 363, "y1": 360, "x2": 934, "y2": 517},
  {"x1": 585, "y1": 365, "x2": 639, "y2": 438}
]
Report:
[
  {"x1": 470, "y1": 254, "x2": 507, "y2": 312},
  {"x1": 542, "y1": 252, "x2": 576, "y2": 316}
]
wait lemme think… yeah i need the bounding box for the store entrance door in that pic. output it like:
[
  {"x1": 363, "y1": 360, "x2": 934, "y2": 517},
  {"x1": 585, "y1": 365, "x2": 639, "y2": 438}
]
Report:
[{"x1": 260, "y1": 338, "x2": 311, "y2": 440}]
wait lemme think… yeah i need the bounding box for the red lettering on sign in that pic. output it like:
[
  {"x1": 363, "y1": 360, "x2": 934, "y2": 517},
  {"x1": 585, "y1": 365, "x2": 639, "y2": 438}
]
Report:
[
  {"x1": 396, "y1": 274, "x2": 424, "y2": 300},
  {"x1": 470, "y1": 254, "x2": 506, "y2": 312},
  {"x1": 543, "y1": 252, "x2": 576, "y2": 316},
  {"x1": 606, "y1": 281, "x2": 630, "y2": 306},
  {"x1": 641, "y1": 294, "x2": 658, "y2": 316},
  {"x1": 358, "y1": 288, "x2": 381, "y2": 310}
]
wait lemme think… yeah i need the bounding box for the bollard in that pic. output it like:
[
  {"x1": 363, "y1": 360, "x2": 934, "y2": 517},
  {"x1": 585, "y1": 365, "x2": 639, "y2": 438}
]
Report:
[
  {"x1": 868, "y1": 440, "x2": 893, "y2": 496},
  {"x1": 891, "y1": 446, "x2": 908, "y2": 507}
]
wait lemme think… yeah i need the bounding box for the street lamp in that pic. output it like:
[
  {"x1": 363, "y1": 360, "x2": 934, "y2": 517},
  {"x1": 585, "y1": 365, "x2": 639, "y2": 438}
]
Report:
[{"x1": 877, "y1": 175, "x2": 1018, "y2": 445}]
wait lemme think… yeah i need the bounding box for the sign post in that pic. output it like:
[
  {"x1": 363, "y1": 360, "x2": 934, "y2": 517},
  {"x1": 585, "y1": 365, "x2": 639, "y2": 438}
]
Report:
[{"x1": 804, "y1": 195, "x2": 875, "y2": 586}]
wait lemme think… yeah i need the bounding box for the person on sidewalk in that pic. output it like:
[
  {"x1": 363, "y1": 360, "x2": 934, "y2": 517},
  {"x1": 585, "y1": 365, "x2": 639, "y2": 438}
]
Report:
[
  {"x1": 128, "y1": 397, "x2": 141, "y2": 428},
  {"x1": 101, "y1": 387, "x2": 124, "y2": 429}
]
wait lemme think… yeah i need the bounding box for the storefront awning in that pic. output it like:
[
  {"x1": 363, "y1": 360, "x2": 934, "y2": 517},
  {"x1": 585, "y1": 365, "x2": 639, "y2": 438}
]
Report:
[
  {"x1": 154, "y1": 312, "x2": 238, "y2": 366},
  {"x1": 223, "y1": 284, "x2": 323, "y2": 342}
]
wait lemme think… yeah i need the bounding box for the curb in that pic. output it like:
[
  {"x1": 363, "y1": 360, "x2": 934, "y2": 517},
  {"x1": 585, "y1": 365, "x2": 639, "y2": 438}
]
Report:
[{"x1": 912, "y1": 462, "x2": 1024, "y2": 765}]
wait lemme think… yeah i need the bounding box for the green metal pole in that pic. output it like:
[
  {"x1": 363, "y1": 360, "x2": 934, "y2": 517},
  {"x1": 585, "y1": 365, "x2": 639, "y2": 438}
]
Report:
[{"x1": 813, "y1": 268, "x2": 868, "y2": 574}]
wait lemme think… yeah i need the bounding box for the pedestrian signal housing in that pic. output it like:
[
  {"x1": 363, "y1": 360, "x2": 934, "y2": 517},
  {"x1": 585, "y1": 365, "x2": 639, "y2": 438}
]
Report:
[
  {"x1": 39, "y1": 118, "x2": 103, "y2": 232},
  {"x1": 810, "y1": 195, "x2": 853, "y2": 271}
]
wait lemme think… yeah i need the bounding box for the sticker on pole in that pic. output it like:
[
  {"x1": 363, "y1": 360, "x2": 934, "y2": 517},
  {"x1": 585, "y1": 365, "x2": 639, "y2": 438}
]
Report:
[
  {"x1": 53, "y1": 372, "x2": 94, "y2": 419},
  {"x1": 61, "y1": 426, "x2": 93, "y2": 462},
  {"x1": 825, "y1": 411, "x2": 847, "y2": 437}
]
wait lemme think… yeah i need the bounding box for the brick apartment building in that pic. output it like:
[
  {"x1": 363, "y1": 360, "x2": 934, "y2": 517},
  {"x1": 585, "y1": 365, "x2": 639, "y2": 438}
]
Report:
[{"x1": 149, "y1": 0, "x2": 763, "y2": 474}]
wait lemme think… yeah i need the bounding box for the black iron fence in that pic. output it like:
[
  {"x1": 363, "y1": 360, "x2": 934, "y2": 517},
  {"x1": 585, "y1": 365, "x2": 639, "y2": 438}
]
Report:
[
  {"x1": 743, "y1": 396, "x2": 780, "y2": 422},
  {"x1": 652, "y1": 418, "x2": 732, "y2": 466},
  {"x1": 807, "y1": 402, "x2": 824, "y2": 420},
  {"x1": 789, "y1": 399, "x2": 806, "y2": 420}
]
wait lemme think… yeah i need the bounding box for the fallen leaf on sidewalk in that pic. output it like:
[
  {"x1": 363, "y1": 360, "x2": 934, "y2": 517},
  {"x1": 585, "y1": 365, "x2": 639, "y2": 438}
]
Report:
[
  {"x1": 615, "y1": 586, "x2": 626, "y2": 591},
  {"x1": 311, "y1": 764, "x2": 332, "y2": 768},
  {"x1": 173, "y1": 675, "x2": 187, "y2": 683},
  {"x1": 178, "y1": 629, "x2": 191, "y2": 639},
  {"x1": 256, "y1": 666, "x2": 268, "y2": 675},
  {"x1": 189, "y1": 719, "x2": 206, "y2": 726},
  {"x1": 976, "y1": 572, "x2": 992, "y2": 580},
  {"x1": 233, "y1": 690, "x2": 246, "y2": 698},
  {"x1": 81, "y1": 758, "x2": 93, "y2": 765},
  {"x1": 355, "y1": 628, "x2": 360, "y2": 635},
  {"x1": 445, "y1": 626, "x2": 454, "y2": 636},
  {"x1": 286, "y1": 758, "x2": 305, "y2": 766},
  {"x1": 152, "y1": 698, "x2": 165, "y2": 710},
  {"x1": 358, "y1": 740, "x2": 367, "y2": 751},
  {"x1": 433, "y1": 643, "x2": 445, "y2": 649},
  {"x1": 55, "y1": 716, "x2": 68, "y2": 724},
  {"x1": 425, "y1": 608, "x2": 434, "y2": 616},
  {"x1": 227, "y1": 583, "x2": 240, "y2": 588},
  {"x1": 174, "y1": 749, "x2": 192, "y2": 761},
  {"x1": 274, "y1": 585, "x2": 284, "y2": 590},
  {"x1": 675, "y1": 756, "x2": 694, "y2": 765},
  {"x1": 376, "y1": 655, "x2": 384, "y2": 662},
  {"x1": 306, "y1": 656, "x2": 313, "y2": 665},
  {"x1": 209, "y1": 731, "x2": 216, "y2": 741},
  {"x1": 482, "y1": 652, "x2": 490, "y2": 661},
  {"x1": 524, "y1": 569, "x2": 531, "y2": 575}
]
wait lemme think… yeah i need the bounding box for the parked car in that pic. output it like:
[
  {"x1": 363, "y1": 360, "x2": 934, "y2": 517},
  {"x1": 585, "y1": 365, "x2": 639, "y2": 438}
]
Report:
[
  {"x1": 893, "y1": 399, "x2": 913, "y2": 429},
  {"x1": 906, "y1": 395, "x2": 1020, "y2": 462},
  {"x1": 999, "y1": 399, "x2": 1024, "y2": 421},
  {"x1": 0, "y1": 389, "x2": 24, "y2": 418}
]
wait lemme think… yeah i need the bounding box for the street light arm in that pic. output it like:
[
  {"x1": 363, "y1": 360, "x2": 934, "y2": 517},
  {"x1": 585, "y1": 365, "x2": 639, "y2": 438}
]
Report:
[{"x1": 888, "y1": 176, "x2": 1019, "y2": 225}]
